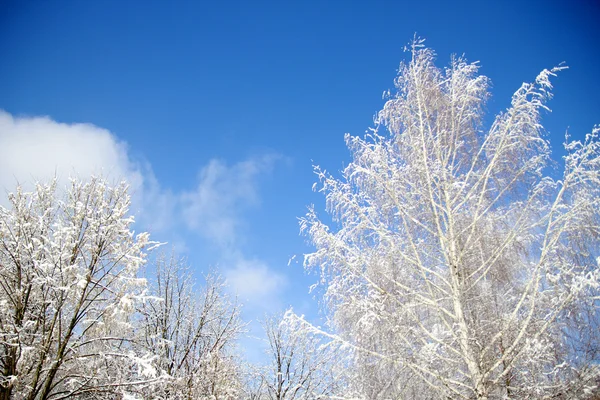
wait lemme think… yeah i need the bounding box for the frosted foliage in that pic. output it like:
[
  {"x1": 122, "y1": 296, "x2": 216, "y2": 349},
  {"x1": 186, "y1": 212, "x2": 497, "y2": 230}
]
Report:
[
  {"x1": 0, "y1": 178, "x2": 155, "y2": 399},
  {"x1": 300, "y1": 41, "x2": 600, "y2": 399}
]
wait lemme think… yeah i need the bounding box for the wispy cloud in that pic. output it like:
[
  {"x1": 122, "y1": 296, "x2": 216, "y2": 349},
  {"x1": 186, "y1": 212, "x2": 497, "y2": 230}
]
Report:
[
  {"x1": 178, "y1": 155, "x2": 288, "y2": 310},
  {"x1": 180, "y1": 155, "x2": 279, "y2": 248},
  {"x1": 225, "y1": 258, "x2": 287, "y2": 310}
]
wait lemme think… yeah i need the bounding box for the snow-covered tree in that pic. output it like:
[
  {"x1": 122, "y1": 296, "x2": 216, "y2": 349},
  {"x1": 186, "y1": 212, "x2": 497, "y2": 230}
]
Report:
[
  {"x1": 0, "y1": 178, "x2": 158, "y2": 400},
  {"x1": 139, "y1": 253, "x2": 244, "y2": 399},
  {"x1": 300, "y1": 40, "x2": 600, "y2": 399},
  {"x1": 253, "y1": 313, "x2": 342, "y2": 400}
]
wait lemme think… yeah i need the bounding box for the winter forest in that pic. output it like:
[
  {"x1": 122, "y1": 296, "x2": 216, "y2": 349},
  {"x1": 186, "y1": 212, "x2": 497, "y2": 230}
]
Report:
[{"x1": 1, "y1": 38, "x2": 599, "y2": 399}]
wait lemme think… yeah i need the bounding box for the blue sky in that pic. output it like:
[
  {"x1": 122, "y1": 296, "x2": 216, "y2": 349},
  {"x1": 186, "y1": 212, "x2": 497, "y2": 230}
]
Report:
[{"x1": 0, "y1": 0, "x2": 598, "y2": 361}]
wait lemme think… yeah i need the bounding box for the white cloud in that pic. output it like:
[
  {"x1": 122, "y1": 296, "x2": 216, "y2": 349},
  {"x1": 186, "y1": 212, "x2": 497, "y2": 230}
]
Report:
[
  {"x1": 225, "y1": 257, "x2": 287, "y2": 310},
  {"x1": 0, "y1": 110, "x2": 288, "y2": 315},
  {"x1": 0, "y1": 110, "x2": 143, "y2": 198},
  {"x1": 181, "y1": 155, "x2": 279, "y2": 247},
  {"x1": 0, "y1": 110, "x2": 176, "y2": 233}
]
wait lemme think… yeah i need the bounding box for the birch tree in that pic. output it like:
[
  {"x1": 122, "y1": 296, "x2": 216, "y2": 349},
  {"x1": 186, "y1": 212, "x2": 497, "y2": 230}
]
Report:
[
  {"x1": 139, "y1": 253, "x2": 244, "y2": 399},
  {"x1": 0, "y1": 178, "x2": 158, "y2": 400},
  {"x1": 300, "y1": 40, "x2": 600, "y2": 399}
]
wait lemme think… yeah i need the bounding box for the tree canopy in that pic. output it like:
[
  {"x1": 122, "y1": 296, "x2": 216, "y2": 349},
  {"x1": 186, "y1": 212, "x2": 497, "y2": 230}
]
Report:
[{"x1": 300, "y1": 40, "x2": 600, "y2": 399}]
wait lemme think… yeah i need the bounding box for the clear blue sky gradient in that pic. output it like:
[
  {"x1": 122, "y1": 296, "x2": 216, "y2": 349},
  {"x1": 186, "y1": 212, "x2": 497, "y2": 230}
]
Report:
[{"x1": 1, "y1": 0, "x2": 599, "y2": 359}]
